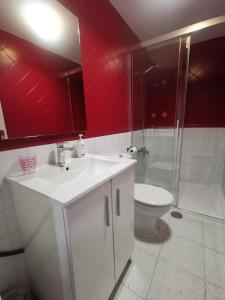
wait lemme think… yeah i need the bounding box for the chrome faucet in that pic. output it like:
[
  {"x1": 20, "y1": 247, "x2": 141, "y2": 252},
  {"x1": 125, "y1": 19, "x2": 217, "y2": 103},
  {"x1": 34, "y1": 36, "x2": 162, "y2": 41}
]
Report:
[{"x1": 57, "y1": 143, "x2": 74, "y2": 167}]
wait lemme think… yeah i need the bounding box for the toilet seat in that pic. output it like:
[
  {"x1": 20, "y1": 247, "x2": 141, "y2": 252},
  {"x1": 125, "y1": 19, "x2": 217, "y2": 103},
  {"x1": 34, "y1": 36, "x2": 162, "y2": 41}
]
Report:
[{"x1": 135, "y1": 184, "x2": 174, "y2": 207}]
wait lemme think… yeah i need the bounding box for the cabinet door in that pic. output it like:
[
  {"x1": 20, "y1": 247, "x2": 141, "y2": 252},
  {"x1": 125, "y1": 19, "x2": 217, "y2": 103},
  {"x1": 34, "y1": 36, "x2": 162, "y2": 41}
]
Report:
[
  {"x1": 65, "y1": 181, "x2": 115, "y2": 300},
  {"x1": 112, "y1": 167, "x2": 135, "y2": 281}
]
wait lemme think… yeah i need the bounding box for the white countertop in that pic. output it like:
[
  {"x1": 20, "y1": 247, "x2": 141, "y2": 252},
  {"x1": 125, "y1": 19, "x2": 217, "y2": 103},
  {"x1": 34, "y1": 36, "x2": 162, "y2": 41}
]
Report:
[{"x1": 7, "y1": 154, "x2": 136, "y2": 207}]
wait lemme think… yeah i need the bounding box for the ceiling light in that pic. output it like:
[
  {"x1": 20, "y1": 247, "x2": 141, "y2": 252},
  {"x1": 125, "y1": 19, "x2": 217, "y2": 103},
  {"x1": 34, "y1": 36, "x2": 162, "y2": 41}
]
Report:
[{"x1": 22, "y1": 1, "x2": 62, "y2": 43}]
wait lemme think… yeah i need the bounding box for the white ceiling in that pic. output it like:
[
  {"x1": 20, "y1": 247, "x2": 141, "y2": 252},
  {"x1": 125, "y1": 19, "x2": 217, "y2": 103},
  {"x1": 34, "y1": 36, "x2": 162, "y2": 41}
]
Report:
[
  {"x1": 0, "y1": 0, "x2": 81, "y2": 63},
  {"x1": 109, "y1": 0, "x2": 225, "y2": 42}
]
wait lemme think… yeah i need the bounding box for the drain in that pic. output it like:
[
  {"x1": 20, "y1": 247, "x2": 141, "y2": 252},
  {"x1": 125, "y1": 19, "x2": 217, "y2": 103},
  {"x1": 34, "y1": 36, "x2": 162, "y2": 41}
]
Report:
[{"x1": 170, "y1": 211, "x2": 183, "y2": 219}]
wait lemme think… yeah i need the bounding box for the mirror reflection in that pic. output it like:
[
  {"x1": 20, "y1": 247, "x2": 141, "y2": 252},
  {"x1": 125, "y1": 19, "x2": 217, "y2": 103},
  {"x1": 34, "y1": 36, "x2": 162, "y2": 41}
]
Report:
[{"x1": 0, "y1": 0, "x2": 86, "y2": 140}]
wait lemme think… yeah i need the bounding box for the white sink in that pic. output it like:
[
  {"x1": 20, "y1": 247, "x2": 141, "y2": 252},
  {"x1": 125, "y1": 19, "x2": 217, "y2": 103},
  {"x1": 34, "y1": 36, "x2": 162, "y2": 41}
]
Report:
[
  {"x1": 38, "y1": 157, "x2": 119, "y2": 184},
  {"x1": 8, "y1": 154, "x2": 136, "y2": 206}
]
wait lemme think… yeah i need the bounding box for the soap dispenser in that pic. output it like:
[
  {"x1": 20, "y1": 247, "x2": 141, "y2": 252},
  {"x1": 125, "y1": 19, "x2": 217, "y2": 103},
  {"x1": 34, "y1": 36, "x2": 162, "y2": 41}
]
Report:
[{"x1": 77, "y1": 134, "x2": 86, "y2": 157}]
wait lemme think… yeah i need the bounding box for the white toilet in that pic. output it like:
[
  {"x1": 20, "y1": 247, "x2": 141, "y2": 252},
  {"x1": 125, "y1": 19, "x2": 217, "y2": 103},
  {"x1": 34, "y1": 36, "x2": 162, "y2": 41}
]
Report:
[{"x1": 135, "y1": 183, "x2": 174, "y2": 235}]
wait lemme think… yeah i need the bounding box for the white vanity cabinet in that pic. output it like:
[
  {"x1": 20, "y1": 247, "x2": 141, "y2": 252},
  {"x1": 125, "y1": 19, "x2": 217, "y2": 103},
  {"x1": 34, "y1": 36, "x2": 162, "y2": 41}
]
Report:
[
  {"x1": 65, "y1": 167, "x2": 135, "y2": 300},
  {"x1": 65, "y1": 181, "x2": 115, "y2": 300},
  {"x1": 8, "y1": 155, "x2": 136, "y2": 300},
  {"x1": 112, "y1": 167, "x2": 134, "y2": 281}
]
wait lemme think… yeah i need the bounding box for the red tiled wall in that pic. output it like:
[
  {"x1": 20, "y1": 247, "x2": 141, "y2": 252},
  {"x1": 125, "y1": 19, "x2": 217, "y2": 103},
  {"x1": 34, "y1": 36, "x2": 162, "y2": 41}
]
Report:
[
  {"x1": 147, "y1": 75, "x2": 178, "y2": 128},
  {"x1": 132, "y1": 35, "x2": 225, "y2": 130},
  {"x1": 70, "y1": 72, "x2": 87, "y2": 132},
  {"x1": 69, "y1": 0, "x2": 139, "y2": 137},
  {"x1": 185, "y1": 80, "x2": 225, "y2": 127},
  {"x1": 131, "y1": 41, "x2": 180, "y2": 130},
  {"x1": 184, "y1": 36, "x2": 225, "y2": 127}
]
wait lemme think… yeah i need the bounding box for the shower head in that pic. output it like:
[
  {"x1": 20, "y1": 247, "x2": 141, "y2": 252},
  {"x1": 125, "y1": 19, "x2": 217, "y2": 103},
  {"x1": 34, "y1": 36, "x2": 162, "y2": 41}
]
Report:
[{"x1": 143, "y1": 64, "x2": 160, "y2": 74}]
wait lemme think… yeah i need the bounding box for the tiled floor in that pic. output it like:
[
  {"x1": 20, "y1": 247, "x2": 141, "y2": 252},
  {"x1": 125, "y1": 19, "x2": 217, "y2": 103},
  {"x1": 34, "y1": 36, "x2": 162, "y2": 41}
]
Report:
[{"x1": 113, "y1": 210, "x2": 225, "y2": 300}]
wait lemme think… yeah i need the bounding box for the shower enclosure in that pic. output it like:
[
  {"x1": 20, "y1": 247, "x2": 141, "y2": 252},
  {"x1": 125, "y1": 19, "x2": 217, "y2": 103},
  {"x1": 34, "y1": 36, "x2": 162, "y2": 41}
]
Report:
[
  {"x1": 130, "y1": 20, "x2": 225, "y2": 221},
  {"x1": 131, "y1": 36, "x2": 190, "y2": 205}
]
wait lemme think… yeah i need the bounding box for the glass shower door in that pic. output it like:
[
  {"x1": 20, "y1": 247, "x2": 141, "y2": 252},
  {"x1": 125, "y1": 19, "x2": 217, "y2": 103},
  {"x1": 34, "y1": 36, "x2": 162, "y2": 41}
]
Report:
[{"x1": 131, "y1": 36, "x2": 190, "y2": 203}]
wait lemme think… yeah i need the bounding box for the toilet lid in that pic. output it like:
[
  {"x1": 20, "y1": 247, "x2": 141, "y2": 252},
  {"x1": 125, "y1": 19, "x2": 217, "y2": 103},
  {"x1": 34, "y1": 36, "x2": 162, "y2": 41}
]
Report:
[{"x1": 135, "y1": 184, "x2": 174, "y2": 207}]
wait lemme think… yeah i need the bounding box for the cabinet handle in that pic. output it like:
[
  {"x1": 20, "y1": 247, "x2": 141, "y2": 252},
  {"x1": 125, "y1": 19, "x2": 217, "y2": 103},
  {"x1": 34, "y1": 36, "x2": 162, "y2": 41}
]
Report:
[
  {"x1": 105, "y1": 196, "x2": 110, "y2": 227},
  {"x1": 116, "y1": 188, "x2": 120, "y2": 216}
]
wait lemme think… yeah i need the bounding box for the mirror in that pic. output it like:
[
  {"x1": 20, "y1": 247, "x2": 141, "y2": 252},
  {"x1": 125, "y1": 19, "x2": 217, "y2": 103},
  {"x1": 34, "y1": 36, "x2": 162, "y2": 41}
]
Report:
[{"x1": 0, "y1": 0, "x2": 86, "y2": 141}]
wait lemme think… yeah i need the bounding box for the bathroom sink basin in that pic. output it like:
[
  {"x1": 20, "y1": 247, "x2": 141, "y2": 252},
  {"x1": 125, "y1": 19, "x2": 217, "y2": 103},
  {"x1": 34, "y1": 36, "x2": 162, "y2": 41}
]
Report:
[
  {"x1": 7, "y1": 154, "x2": 136, "y2": 206},
  {"x1": 38, "y1": 157, "x2": 119, "y2": 184}
]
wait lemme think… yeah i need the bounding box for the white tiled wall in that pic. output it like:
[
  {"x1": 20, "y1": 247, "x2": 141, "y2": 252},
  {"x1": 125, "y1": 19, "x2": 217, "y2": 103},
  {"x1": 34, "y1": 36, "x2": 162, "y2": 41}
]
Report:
[
  {"x1": 0, "y1": 132, "x2": 131, "y2": 293},
  {"x1": 180, "y1": 128, "x2": 225, "y2": 185},
  {"x1": 132, "y1": 128, "x2": 176, "y2": 189},
  {"x1": 132, "y1": 127, "x2": 225, "y2": 192}
]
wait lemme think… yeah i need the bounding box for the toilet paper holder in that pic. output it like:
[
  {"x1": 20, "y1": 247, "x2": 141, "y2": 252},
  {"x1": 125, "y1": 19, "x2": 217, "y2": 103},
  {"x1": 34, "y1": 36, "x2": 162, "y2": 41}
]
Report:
[
  {"x1": 127, "y1": 146, "x2": 149, "y2": 158},
  {"x1": 127, "y1": 146, "x2": 137, "y2": 154}
]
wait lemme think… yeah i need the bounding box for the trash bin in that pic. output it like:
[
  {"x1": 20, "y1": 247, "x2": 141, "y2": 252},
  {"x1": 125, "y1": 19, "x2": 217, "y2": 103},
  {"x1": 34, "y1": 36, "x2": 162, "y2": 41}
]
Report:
[{"x1": 2, "y1": 289, "x2": 32, "y2": 300}]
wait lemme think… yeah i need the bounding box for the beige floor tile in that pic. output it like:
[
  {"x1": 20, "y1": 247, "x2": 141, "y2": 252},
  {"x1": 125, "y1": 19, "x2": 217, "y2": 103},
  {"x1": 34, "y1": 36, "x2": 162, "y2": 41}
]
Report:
[
  {"x1": 112, "y1": 285, "x2": 144, "y2": 300},
  {"x1": 135, "y1": 218, "x2": 170, "y2": 257},
  {"x1": 203, "y1": 220, "x2": 225, "y2": 254},
  {"x1": 122, "y1": 248, "x2": 157, "y2": 298},
  {"x1": 205, "y1": 248, "x2": 225, "y2": 289},
  {"x1": 160, "y1": 234, "x2": 204, "y2": 278},
  {"x1": 206, "y1": 283, "x2": 225, "y2": 300},
  {"x1": 169, "y1": 212, "x2": 203, "y2": 244},
  {"x1": 147, "y1": 259, "x2": 205, "y2": 300}
]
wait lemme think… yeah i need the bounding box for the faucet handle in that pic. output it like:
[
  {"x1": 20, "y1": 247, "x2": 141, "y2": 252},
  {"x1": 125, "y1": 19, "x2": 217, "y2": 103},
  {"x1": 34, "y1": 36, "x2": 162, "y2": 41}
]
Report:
[{"x1": 57, "y1": 143, "x2": 64, "y2": 148}]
